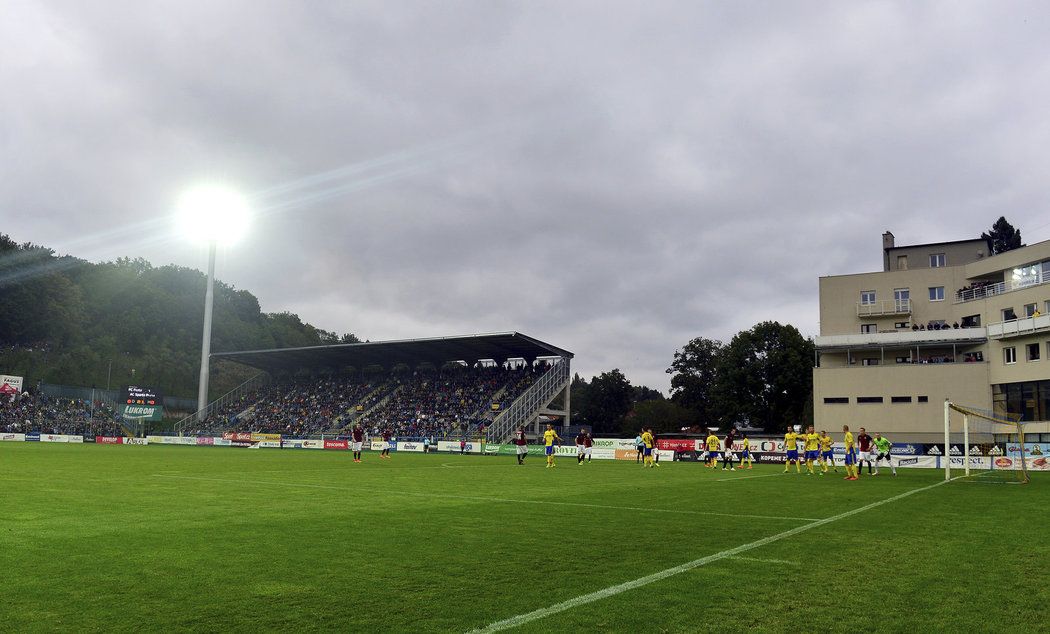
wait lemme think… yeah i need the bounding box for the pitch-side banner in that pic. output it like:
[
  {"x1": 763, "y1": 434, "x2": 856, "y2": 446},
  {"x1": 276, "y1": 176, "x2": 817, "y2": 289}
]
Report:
[
  {"x1": 1, "y1": 433, "x2": 25, "y2": 442},
  {"x1": 436, "y1": 440, "x2": 485, "y2": 454},
  {"x1": 397, "y1": 441, "x2": 425, "y2": 452}
]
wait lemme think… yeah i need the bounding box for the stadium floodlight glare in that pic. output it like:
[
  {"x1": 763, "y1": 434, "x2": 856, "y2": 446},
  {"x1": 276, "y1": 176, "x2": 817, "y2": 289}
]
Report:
[
  {"x1": 176, "y1": 185, "x2": 251, "y2": 426},
  {"x1": 176, "y1": 185, "x2": 251, "y2": 245}
]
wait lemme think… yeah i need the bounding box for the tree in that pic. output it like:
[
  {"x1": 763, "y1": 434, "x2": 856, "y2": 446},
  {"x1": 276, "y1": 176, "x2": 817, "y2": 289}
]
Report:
[
  {"x1": 666, "y1": 337, "x2": 723, "y2": 423},
  {"x1": 577, "y1": 369, "x2": 634, "y2": 434},
  {"x1": 712, "y1": 321, "x2": 814, "y2": 433},
  {"x1": 625, "y1": 399, "x2": 694, "y2": 436},
  {"x1": 981, "y1": 216, "x2": 1023, "y2": 255},
  {"x1": 633, "y1": 385, "x2": 664, "y2": 402}
]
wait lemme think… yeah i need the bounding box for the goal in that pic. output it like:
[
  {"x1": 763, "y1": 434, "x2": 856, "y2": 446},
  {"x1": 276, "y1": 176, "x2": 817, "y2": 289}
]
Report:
[{"x1": 943, "y1": 401, "x2": 1029, "y2": 484}]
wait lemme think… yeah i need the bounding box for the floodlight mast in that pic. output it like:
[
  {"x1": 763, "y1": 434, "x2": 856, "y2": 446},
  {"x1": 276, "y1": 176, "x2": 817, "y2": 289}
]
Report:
[
  {"x1": 177, "y1": 185, "x2": 250, "y2": 425},
  {"x1": 196, "y1": 241, "x2": 217, "y2": 422}
]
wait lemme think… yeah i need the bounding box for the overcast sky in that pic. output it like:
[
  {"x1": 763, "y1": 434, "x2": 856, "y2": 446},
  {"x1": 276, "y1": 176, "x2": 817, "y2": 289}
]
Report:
[{"x1": 5, "y1": 1, "x2": 1050, "y2": 391}]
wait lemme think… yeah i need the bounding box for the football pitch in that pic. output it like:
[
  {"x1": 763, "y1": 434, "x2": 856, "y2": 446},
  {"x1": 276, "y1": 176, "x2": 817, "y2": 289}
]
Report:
[{"x1": 1, "y1": 444, "x2": 1046, "y2": 632}]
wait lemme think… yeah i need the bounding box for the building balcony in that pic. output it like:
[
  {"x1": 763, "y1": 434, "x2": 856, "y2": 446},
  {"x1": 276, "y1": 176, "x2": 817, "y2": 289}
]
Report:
[
  {"x1": 954, "y1": 276, "x2": 1049, "y2": 304},
  {"x1": 815, "y1": 328, "x2": 987, "y2": 352},
  {"x1": 856, "y1": 299, "x2": 911, "y2": 317},
  {"x1": 986, "y1": 313, "x2": 1050, "y2": 339}
]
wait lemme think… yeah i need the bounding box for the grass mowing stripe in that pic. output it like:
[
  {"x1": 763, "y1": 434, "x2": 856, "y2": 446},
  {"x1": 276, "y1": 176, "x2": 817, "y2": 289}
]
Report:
[
  {"x1": 715, "y1": 472, "x2": 788, "y2": 482},
  {"x1": 467, "y1": 477, "x2": 957, "y2": 634},
  {"x1": 151, "y1": 474, "x2": 820, "y2": 521}
]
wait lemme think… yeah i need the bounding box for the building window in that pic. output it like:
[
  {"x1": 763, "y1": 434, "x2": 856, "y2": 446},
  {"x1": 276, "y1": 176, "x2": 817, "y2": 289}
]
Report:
[
  {"x1": 895, "y1": 356, "x2": 911, "y2": 364},
  {"x1": 895, "y1": 321, "x2": 909, "y2": 329},
  {"x1": 891, "y1": 396, "x2": 912, "y2": 403},
  {"x1": 1003, "y1": 308, "x2": 1017, "y2": 321},
  {"x1": 861, "y1": 324, "x2": 877, "y2": 333},
  {"x1": 897, "y1": 255, "x2": 908, "y2": 270},
  {"x1": 928, "y1": 286, "x2": 945, "y2": 301},
  {"x1": 857, "y1": 396, "x2": 884, "y2": 403},
  {"x1": 964, "y1": 352, "x2": 983, "y2": 362},
  {"x1": 823, "y1": 397, "x2": 849, "y2": 404},
  {"x1": 917, "y1": 396, "x2": 929, "y2": 403},
  {"x1": 861, "y1": 358, "x2": 879, "y2": 366},
  {"x1": 1004, "y1": 347, "x2": 1017, "y2": 364},
  {"x1": 930, "y1": 253, "x2": 946, "y2": 268},
  {"x1": 860, "y1": 290, "x2": 876, "y2": 305},
  {"x1": 1024, "y1": 303, "x2": 1037, "y2": 317},
  {"x1": 1045, "y1": 300, "x2": 1050, "y2": 315},
  {"x1": 894, "y1": 288, "x2": 910, "y2": 311},
  {"x1": 1027, "y1": 343, "x2": 1040, "y2": 361},
  {"x1": 961, "y1": 314, "x2": 981, "y2": 328}
]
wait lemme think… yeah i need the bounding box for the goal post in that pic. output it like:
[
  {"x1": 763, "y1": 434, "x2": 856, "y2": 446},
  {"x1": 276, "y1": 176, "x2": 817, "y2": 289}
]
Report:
[{"x1": 944, "y1": 400, "x2": 1029, "y2": 484}]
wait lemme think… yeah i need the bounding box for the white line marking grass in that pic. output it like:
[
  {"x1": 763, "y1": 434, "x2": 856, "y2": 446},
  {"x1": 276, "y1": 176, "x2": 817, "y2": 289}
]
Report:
[
  {"x1": 467, "y1": 477, "x2": 957, "y2": 633},
  {"x1": 727, "y1": 555, "x2": 799, "y2": 566},
  {"x1": 151, "y1": 474, "x2": 820, "y2": 522}
]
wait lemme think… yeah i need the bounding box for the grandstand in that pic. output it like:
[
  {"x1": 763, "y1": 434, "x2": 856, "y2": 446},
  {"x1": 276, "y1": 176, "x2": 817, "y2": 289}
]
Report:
[{"x1": 177, "y1": 332, "x2": 573, "y2": 443}]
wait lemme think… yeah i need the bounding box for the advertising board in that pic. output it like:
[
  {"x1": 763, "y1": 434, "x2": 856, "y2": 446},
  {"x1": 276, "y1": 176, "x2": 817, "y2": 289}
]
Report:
[
  {"x1": 96, "y1": 436, "x2": 123, "y2": 444},
  {"x1": 1, "y1": 433, "x2": 26, "y2": 442},
  {"x1": 324, "y1": 440, "x2": 348, "y2": 450},
  {"x1": 397, "y1": 441, "x2": 425, "y2": 452},
  {"x1": 302, "y1": 440, "x2": 325, "y2": 449}
]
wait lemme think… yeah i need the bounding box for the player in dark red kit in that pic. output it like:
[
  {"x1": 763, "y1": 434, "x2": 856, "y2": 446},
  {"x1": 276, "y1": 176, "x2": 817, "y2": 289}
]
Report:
[
  {"x1": 575, "y1": 431, "x2": 587, "y2": 465},
  {"x1": 513, "y1": 426, "x2": 528, "y2": 465},
  {"x1": 856, "y1": 427, "x2": 874, "y2": 476},
  {"x1": 582, "y1": 430, "x2": 593, "y2": 463},
  {"x1": 381, "y1": 428, "x2": 393, "y2": 459},
  {"x1": 351, "y1": 424, "x2": 365, "y2": 463}
]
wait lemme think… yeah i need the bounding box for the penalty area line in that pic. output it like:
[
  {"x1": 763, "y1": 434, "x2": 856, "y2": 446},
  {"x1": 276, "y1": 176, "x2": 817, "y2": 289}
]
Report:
[{"x1": 466, "y1": 477, "x2": 958, "y2": 634}]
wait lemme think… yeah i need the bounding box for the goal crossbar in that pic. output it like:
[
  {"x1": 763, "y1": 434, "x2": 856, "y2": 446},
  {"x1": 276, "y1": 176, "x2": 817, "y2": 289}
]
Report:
[{"x1": 943, "y1": 400, "x2": 1028, "y2": 483}]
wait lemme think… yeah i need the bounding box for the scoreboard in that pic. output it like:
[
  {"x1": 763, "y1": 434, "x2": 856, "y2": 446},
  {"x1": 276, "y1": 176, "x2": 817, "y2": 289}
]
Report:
[
  {"x1": 121, "y1": 385, "x2": 163, "y2": 406},
  {"x1": 120, "y1": 385, "x2": 164, "y2": 421}
]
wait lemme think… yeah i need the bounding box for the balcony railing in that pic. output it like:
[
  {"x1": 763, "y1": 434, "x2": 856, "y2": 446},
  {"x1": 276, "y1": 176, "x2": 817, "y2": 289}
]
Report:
[
  {"x1": 857, "y1": 299, "x2": 911, "y2": 317},
  {"x1": 986, "y1": 313, "x2": 1050, "y2": 339},
  {"x1": 955, "y1": 277, "x2": 1048, "y2": 303}
]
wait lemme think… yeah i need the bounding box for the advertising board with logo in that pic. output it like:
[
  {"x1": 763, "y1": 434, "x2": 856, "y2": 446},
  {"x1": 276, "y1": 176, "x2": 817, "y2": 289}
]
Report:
[
  {"x1": 222, "y1": 432, "x2": 253, "y2": 442},
  {"x1": 251, "y1": 433, "x2": 282, "y2": 443},
  {"x1": 0, "y1": 374, "x2": 24, "y2": 398},
  {"x1": 1, "y1": 433, "x2": 26, "y2": 442},
  {"x1": 591, "y1": 438, "x2": 639, "y2": 451},
  {"x1": 397, "y1": 441, "x2": 425, "y2": 452},
  {"x1": 281, "y1": 439, "x2": 305, "y2": 449},
  {"x1": 96, "y1": 436, "x2": 123, "y2": 444},
  {"x1": 196, "y1": 436, "x2": 215, "y2": 446},
  {"x1": 1005, "y1": 442, "x2": 1050, "y2": 457},
  {"x1": 257, "y1": 441, "x2": 281, "y2": 448},
  {"x1": 302, "y1": 440, "x2": 325, "y2": 449},
  {"x1": 120, "y1": 385, "x2": 164, "y2": 421},
  {"x1": 212, "y1": 438, "x2": 232, "y2": 446},
  {"x1": 324, "y1": 439, "x2": 348, "y2": 450},
  {"x1": 437, "y1": 440, "x2": 485, "y2": 454},
  {"x1": 26, "y1": 432, "x2": 40, "y2": 442},
  {"x1": 125, "y1": 438, "x2": 149, "y2": 446},
  {"x1": 656, "y1": 438, "x2": 698, "y2": 452}
]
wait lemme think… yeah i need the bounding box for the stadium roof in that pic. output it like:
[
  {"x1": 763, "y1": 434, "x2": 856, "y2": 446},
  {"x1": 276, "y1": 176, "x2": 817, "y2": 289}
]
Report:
[{"x1": 211, "y1": 332, "x2": 573, "y2": 374}]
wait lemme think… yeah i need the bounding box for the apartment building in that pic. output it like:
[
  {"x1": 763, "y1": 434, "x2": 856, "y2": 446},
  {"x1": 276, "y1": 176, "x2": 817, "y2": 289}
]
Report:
[{"x1": 813, "y1": 231, "x2": 1050, "y2": 442}]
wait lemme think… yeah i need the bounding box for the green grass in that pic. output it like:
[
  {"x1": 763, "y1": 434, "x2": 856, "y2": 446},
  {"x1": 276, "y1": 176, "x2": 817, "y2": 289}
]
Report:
[{"x1": 1, "y1": 444, "x2": 1046, "y2": 633}]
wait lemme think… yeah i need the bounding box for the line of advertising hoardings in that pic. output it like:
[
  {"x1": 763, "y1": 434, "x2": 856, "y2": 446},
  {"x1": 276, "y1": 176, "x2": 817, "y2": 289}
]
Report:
[{"x1": 3, "y1": 432, "x2": 1045, "y2": 470}]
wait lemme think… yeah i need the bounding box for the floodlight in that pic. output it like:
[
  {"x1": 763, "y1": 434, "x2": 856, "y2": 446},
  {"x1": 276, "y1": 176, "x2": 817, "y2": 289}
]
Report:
[{"x1": 176, "y1": 185, "x2": 250, "y2": 245}]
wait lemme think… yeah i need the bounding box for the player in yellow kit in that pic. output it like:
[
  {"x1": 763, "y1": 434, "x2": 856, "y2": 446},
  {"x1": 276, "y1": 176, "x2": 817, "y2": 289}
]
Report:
[
  {"x1": 739, "y1": 435, "x2": 753, "y2": 469},
  {"x1": 705, "y1": 431, "x2": 721, "y2": 468},
  {"x1": 783, "y1": 427, "x2": 801, "y2": 473},
  {"x1": 641, "y1": 428, "x2": 657, "y2": 468},
  {"x1": 543, "y1": 424, "x2": 561, "y2": 468},
  {"x1": 842, "y1": 424, "x2": 858, "y2": 480},
  {"x1": 818, "y1": 430, "x2": 837, "y2": 474},
  {"x1": 802, "y1": 425, "x2": 820, "y2": 475}
]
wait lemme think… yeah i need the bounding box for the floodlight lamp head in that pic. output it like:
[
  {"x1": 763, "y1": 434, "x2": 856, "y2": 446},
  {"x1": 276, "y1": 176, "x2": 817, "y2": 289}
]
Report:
[{"x1": 176, "y1": 185, "x2": 251, "y2": 246}]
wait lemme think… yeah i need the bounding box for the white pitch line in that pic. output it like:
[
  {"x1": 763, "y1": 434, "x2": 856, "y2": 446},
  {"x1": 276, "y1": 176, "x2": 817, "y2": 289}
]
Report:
[
  {"x1": 727, "y1": 555, "x2": 799, "y2": 566},
  {"x1": 467, "y1": 477, "x2": 957, "y2": 634},
  {"x1": 150, "y1": 474, "x2": 819, "y2": 522}
]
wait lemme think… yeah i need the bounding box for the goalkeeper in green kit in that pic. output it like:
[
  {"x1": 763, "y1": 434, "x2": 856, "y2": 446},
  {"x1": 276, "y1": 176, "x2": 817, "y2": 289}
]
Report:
[{"x1": 872, "y1": 433, "x2": 896, "y2": 476}]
